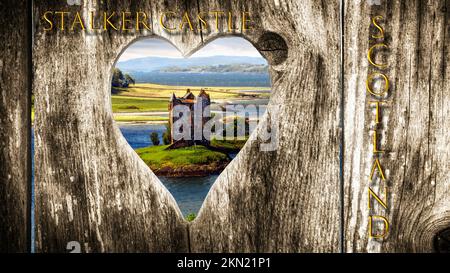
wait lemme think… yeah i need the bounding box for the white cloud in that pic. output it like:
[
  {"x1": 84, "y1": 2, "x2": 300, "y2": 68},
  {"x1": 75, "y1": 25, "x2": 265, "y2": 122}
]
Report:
[
  {"x1": 118, "y1": 37, "x2": 262, "y2": 61},
  {"x1": 191, "y1": 37, "x2": 262, "y2": 58},
  {"x1": 119, "y1": 38, "x2": 182, "y2": 61}
]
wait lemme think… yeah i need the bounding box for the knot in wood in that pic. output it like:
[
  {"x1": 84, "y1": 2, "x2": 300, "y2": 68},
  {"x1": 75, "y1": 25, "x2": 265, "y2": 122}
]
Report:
[{"x1": 256, "y1": 32, "x2": 288, "y2": 66}]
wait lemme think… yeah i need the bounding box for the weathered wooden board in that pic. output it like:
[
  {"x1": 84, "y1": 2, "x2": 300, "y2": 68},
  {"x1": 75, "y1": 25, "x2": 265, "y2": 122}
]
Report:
[
  {"x1": 343, "y1": 0, "x2": 450, "y2": 252},
  {"x1": 33, "y1": 0, "x2": 341, "y2": 252},
  {"x1": 189, "y1": 0, "x2": 341, "y2": 252},
  {"x1": 33, "y1": 0, "x2": 194, "y2": 253},
  {"x1": 0, "y1": 0, "x2": 31, "y2": 253},
  {"x1": 24, "y1": 0, "x2": 450, "y2": 253}
]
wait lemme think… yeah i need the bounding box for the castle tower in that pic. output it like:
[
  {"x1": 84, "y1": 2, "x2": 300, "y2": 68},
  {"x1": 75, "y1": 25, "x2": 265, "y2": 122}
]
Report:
[
  {"x1": 168, "y1": 93, "x2": 179, "y2": 144},
  {"x1": 197, "y1": 89, "x2": 211, "y2": 144},
  {"x1": 168, "y1": 89, "x2": 211, "y2": 147}
]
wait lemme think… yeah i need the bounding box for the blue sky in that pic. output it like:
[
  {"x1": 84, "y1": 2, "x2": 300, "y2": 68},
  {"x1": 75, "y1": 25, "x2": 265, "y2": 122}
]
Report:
[{"x1": 119, "y1": 37, "x2": 263, "y2": 61}]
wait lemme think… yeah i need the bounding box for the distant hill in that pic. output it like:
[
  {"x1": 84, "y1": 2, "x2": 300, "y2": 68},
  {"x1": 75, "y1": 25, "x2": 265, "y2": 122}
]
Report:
[
  {"x1": 117, "y1": 55, "x2": 268, "y2": 73},
  {"x1": 159, "y1": 64, "x2": 268, "y2": 73}
]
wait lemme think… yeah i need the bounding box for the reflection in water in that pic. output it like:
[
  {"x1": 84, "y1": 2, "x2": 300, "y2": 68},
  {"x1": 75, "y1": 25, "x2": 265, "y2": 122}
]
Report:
[{"x1": 159, "y1": 175, "x2": 218, "y2": 217}]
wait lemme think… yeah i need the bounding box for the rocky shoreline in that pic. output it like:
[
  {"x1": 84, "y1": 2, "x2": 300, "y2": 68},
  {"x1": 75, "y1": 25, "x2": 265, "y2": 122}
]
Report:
[{"x1": 152, "y1": 161, "x2": 229, "y2": 177}]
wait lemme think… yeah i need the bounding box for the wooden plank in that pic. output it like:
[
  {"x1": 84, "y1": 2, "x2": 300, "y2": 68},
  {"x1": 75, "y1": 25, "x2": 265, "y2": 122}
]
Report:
[
  {"x1": 0, "y1": 0, "x2": 31, "y2": 253},
  {"x1": 189, "y1": 0, "x2": 342, "y2": 252},
  {"x1": 31, "y1": 0, "x2": 450, "y2": 253},
  {"x1": 33, "y1": 0, "x2": 341, "y2": 253},
  {"x1": 32, "y1": 0, "x2": 200, "y2": 252},
  {"x1": 343, "y1": 0, "x2": 450, "y2": 252}
]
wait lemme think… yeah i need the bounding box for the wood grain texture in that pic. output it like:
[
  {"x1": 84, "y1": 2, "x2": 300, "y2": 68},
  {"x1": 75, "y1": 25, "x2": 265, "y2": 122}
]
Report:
[
  {"x1": 0, "y1": 0, "x2": 30, "y2": 253},
  {"x1": 30, "y1": 0, "x2": 450, "y2": 253},
  {"x1": 343, "y1": 0, "x2": 450, "y2": 252},
  {"x1": 33, "y1": 0, "x2": 195, "y2": 253},
  {"x1": 189, "y1": 0, "x2": 341, "y2": 252},
  {"x1": 33, "y1": 0, "x2": 341, "y2": 252}
]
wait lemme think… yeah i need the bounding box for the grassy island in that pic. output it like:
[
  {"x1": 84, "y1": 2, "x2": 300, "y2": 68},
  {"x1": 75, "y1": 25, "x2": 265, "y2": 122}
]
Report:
[
  {"x1": 135, "y1": 138, "x2": 248, "y2": 177},
  {"x1": 136, "y1": 145, "x2": 230, "y2": 177},
  {"x1": 210, "y1": 138, "x2": 248, "y2": 152}
]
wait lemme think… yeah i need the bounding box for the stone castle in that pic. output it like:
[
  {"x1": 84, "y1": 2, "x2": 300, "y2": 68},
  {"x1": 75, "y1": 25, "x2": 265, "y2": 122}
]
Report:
[{"x1": 168, "y1": 89, "x2": 211, "y2": 148}]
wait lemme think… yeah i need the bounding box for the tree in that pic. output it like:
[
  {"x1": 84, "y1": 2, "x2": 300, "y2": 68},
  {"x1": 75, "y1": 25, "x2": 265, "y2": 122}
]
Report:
[
  {"x1": 185, "y1": 213, "x2": 196, "y2": 222},
  {"x1": 112, "y1": 68, "x2": 124, "y2": 87},
  {"x1": 112, "y1": 69, "x2": 135, "y2": 89},
  {"x1": 232, "y1": 117, "x2": 249, "y2": 138},
  {"x1": 162, "y1": 123, "x2": 171, "y2": 145},
  {"x1": 125, "y1": 74, "x2": 135, "y2": 85},
  {"x1": 150, "y1": 132, "x2": 160, "y2": 146}
]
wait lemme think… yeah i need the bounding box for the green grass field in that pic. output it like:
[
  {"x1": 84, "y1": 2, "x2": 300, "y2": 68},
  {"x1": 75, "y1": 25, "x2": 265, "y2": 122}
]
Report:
[
  {"x1": 113, "y1": 83, "x2": 270, "y2": 100},
  {"x1": 136, "y1": 145, "x2": 229, "y2": 169},
  {"x1": 210, "y1": 138, "x2": 248, "y2": 151},
  {"x1": 111, "y1": 96, "x2": 168, "y2": 112},
  {"x1": 111, "y1": 83, "x2": 270, "y2": 118},
  {"x1": 113, "y1": 115, "x2": 168, "y2": 122},
  {"x1": 30, "y1": 83, "x2": 270, "y2": 123}
]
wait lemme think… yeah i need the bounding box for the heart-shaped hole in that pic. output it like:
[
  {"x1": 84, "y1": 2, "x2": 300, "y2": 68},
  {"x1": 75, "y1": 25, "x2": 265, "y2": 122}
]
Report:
[{"x1": 112, "y1": 37, "x2": 271, "y2": 220}]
